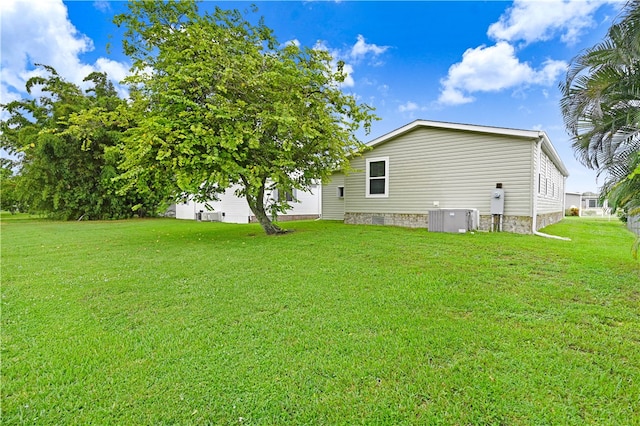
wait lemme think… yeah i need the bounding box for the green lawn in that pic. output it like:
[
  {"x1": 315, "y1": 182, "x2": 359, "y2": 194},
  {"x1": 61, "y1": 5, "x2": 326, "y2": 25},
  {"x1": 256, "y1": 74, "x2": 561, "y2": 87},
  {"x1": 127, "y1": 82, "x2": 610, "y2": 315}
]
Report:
[{"x1": 2, "y1": 216, "x2": 639, "y2": 425}]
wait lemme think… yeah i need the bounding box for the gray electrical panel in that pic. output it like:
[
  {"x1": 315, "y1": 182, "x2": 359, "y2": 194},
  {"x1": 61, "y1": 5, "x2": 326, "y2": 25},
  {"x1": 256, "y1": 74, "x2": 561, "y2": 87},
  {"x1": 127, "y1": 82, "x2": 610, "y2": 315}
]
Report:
[{"x1": 491, "y1": 189, "x2": 505, "y2": 215}]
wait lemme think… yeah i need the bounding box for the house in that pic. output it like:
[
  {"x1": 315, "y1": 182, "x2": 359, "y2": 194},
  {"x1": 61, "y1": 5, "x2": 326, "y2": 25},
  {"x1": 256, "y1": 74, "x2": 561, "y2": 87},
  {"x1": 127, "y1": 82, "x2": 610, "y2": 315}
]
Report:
[
  {"x1": 564, "y1": 192, "x2": 582, "y2": 216},
  {"x1": 321, "y1": 120, "x2": 569, "y2": 234},
  {"x1": 176, "y1": 184, "x2": 321, "y2": 224},
  {"x1": 564, "y1": 191, "x2": 611, "y2": 217},
  {"x1": 580, "y1": 191, "x2": 609, "y2": 216}
]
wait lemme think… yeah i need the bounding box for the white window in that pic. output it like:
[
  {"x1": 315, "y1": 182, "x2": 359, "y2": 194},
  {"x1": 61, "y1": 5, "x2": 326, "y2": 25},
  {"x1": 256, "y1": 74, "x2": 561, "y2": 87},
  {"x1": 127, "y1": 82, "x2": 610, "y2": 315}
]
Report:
[
  {"x1": 337, "y1": 186, "x2": 344, "y2": 198},
  {"x1": 366, "y1": 157, "x2": 389, "y2": 198}
]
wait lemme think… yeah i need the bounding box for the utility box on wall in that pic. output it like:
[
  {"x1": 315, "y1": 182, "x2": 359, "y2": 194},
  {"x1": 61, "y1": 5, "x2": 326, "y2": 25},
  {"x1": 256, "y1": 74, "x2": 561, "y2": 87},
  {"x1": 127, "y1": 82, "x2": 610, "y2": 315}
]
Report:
[
  {"x1": 428, "y1": 209, "x2": 479, "y2": 233},
  {"x1": 491, "y1": 186, "x2": 505, "y2": 215}
]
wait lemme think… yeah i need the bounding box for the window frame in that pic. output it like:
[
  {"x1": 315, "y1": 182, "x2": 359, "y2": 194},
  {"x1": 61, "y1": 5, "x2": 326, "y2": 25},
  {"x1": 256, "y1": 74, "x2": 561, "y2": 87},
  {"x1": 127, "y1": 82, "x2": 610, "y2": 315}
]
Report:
[
  {"x1": 284, "y1": 189, "x2": 295, "y2": 203},
  {"x1": 365, "y1": 156, "x2": 389, "y2": 198},
  {"x1": 337, "y1": 186, "x2": 344, "y2": 198}
]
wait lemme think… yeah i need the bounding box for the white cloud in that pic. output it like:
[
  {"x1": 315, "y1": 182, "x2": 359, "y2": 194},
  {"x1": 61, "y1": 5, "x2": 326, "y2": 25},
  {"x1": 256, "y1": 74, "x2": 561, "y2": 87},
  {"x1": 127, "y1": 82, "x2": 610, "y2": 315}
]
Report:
[
  {"x1": 93, "y1": 1, "x2": 111, "y2": 13},
  {"x1": 438, "y1": 42, "x2": 567, "y2": 105},
  {"x1": 312, "y1": 40, "x2": 354, "y2": 88},
  {"x1": 283, "y1": 39, "x2": 301, "y2": 48},
  {"x1": 438, "y1": 87, "x2": 475, "y2": 106},
  {"x1": 350, "y1": 34, "x2": 389, "y2": 64},
  {"x1": 437, "y1": 0, "x2": 620, "y2": 106},
  {"x1": 0, "y1": 0, "x2": 130, "y2": 102},
  {"x1": 313, "y1": 35, "x2": 389, "y2": 88},
  {"x1": 398, "y1": 101, "x2": 419, "y2": 113},
  {"x1": 488, "y1": 0, "x2": 619, "y2": 45},
  {"x1": 340, "y1": 63, "x2": 355, "y2": 88}
]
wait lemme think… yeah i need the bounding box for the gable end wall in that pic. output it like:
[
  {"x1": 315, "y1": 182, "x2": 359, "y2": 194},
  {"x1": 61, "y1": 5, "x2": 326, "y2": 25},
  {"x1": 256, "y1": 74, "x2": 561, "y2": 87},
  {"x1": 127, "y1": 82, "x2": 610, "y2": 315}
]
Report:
[{"x1": 344, "y1": 127, "x2": 535, "y2": 217}]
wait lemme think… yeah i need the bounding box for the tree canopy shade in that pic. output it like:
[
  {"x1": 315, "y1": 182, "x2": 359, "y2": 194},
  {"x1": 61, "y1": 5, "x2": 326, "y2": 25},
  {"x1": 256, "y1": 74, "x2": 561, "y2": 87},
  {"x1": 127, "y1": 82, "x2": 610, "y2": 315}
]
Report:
[
  {"x1": 114, "y1": 0, "x2": 377, "y2": 234},
  {"x1": 560, "y1": 0, "x2": 640, "y2": 222},
  {"x1": 0, "y1": 66, "x2": 168, "y2": 220}
]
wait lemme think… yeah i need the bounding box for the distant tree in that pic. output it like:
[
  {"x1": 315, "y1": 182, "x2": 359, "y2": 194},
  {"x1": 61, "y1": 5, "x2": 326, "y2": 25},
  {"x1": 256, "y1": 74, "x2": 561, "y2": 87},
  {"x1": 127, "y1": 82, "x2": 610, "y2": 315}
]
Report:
[
  {"x1": 560, "y1": 1, "x2": 640, "y2": 223},
  {"x1": 0, "y1": 158, "x2": 23, "y2": 213},
  {"x1": 114, "y1": 1, "x2": 376, "y2": 234},
  {"x1": 0, "y1": 66, "x2": 168, "y2": 220}
]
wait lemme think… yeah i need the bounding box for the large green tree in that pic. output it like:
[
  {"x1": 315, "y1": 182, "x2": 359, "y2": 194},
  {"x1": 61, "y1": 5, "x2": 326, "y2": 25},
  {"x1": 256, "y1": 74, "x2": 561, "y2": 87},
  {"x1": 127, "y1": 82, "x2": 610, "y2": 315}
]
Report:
[
  {"x1": 560, "y1": 0, "x2": 640, "y2": 221},
  {"x1": 0, "y1": 66, "x2": 166, "y2": 220},
  {"x1": 114, "y1": 1, "x2": 376, "y2": 234}
]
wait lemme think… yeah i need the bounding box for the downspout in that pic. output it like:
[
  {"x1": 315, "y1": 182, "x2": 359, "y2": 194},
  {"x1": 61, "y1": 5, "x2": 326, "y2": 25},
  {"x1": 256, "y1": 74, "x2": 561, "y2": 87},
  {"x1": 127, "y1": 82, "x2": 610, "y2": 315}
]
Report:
[
  {"x1": 562, "y1": 176, "x2": 567, "y2": 217},
  {"x1": 533, "y1": 135, "x2": 571, "y2": 241}
]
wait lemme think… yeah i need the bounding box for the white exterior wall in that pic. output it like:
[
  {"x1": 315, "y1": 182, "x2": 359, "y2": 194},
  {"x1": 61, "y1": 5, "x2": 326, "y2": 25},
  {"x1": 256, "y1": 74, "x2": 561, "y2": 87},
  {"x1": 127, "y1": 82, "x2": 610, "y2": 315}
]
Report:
[
  {"x1": 175, "y1": 187, "x2": 252, "y2": 223},
  {"x1": 343, "y1": 127, "x2": 536, "y2": 217},
  {"x1": 176, "y1": 184, "x2": 320, "y2": 224}
]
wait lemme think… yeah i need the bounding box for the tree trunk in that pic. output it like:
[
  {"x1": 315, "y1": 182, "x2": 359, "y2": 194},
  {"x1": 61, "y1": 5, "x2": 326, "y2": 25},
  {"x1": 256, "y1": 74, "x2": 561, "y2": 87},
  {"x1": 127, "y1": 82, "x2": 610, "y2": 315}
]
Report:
[
  {"x1": 244, "y1": 179, "x2": 288, "y2": 235},
  {"x1": 251, "y1": 202, "x2": 286, "y2": 235}
]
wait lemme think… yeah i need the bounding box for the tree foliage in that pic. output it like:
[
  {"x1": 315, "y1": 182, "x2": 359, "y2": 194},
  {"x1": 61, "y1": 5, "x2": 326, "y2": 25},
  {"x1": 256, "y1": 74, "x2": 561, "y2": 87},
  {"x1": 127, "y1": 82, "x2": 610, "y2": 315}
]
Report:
[
  {"x1": 0, "y1": 66, "x2": 167, "y2": 220},
  {"x1": 0, "y1": 158, "x2": 24, "y2": 213},
  {"x1": 560, "y1": 0, "x2": 640, "y2": 221},
  {"x1": 114, "y1": 0, "x2": 377, "y2": 234}
]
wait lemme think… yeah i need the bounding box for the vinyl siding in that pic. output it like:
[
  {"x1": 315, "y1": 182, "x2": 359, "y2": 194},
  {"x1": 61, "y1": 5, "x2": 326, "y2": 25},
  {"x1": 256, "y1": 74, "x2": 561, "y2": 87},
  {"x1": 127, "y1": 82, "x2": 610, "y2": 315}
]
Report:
[
  {"x1": 321, "y1": 173, "x2": 345, "y2": 220},
  {"x1": 536, "y1": 149, "x2": 565, "y2": 214},
  {"x1": 344, "y1": 127, "x2": 535, "y2": 216}
]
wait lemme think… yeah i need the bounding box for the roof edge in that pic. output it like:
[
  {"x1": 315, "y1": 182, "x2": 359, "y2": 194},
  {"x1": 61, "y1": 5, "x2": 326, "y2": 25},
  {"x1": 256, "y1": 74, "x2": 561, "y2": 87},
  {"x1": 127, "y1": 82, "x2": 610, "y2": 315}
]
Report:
[
  {"x1": 367, "y1": 119, "x2": 543, "y2": 148},
  {"x1": 538, "y1": 131, "x2": 569, "y2": 177}
]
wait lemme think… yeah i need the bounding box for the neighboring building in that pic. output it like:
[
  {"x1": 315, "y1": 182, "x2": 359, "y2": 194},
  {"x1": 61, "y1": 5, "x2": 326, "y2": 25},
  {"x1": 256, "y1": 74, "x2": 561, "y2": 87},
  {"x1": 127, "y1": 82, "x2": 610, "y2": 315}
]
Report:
[
  {"x1": 176, "y1": 184, "x2": 321, "y2": 224},
  {"x1": 564, "y1": 192, "x2": 582, "y2": 216},
  {"x1": 564, "y1": 191, "x2": 612, "y2": 217},
  {"x1": 322, "y1": 120, "x2": 569, "y2": 234},
  {"x1": 581, "y1": 191, "x2": 609, "y2": 216}
]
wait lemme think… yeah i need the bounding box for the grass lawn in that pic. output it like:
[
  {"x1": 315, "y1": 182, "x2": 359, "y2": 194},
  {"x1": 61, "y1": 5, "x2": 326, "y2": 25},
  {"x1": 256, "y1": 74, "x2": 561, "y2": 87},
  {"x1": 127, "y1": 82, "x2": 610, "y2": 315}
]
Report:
[{"x1": 2, "y1": 215, "x2": 639, "y2": 424}]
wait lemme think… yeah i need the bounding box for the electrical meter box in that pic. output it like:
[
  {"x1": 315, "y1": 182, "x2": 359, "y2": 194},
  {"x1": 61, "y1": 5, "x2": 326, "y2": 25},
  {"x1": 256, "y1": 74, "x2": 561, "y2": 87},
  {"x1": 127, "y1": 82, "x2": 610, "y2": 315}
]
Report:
[{"x1": 491, "y1": 188, "x2": 505, "y2": 215}]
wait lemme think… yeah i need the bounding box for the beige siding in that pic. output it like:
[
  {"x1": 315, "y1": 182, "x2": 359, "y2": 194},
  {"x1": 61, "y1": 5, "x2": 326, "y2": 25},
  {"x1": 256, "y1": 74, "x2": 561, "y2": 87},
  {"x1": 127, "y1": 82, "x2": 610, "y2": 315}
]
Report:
[
  {"x1": 321, "y1": 173, "x2": 345, "y2": 220},
  {"x1": 345, "y1": 127, "x2": 535, "y2": 216},
  {"x1": 536, "y1": 149, "x2": 565, "y2": 214}
]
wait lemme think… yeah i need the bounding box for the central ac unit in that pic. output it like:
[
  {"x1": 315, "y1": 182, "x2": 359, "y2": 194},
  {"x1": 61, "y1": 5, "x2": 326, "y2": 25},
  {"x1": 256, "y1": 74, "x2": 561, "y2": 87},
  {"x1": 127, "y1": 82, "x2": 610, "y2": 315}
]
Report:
[
  {"x1": 428, "y1": 209, "x2": 478, "y2": 233},
  {"x1": 202, "y1": 211, "x2": 223, "y2": 222}
]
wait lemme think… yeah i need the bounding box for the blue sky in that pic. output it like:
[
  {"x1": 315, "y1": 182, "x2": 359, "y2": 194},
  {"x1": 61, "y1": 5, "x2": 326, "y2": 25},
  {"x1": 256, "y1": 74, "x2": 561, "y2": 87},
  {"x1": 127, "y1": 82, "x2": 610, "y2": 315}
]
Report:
[{"x1": 0, "y1": 0, "x2": 627, "y2": 192}]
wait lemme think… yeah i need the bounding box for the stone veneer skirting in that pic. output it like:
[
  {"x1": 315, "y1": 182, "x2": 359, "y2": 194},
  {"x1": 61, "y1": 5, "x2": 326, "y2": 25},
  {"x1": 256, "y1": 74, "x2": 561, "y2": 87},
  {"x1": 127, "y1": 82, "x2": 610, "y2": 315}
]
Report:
[
  {"x1": 478, "y1": 215, "x2": 532, "y2": 234},
  {"x1": 343, "y1": 211, "x2": 564, "y2": 234},
  {"x1": 535, "y1": 211, "x2": 564, "y2": 230},
  {"x1": 344, "y1": 212, "x2": 429, "y2": 228}
]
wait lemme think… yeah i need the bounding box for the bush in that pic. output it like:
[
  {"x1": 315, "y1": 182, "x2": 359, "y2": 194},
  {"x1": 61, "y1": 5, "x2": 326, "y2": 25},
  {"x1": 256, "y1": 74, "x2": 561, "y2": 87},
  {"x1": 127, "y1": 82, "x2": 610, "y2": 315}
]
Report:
[{"x1": 565, "y1": 207, "x2": 580, "y2": 216}]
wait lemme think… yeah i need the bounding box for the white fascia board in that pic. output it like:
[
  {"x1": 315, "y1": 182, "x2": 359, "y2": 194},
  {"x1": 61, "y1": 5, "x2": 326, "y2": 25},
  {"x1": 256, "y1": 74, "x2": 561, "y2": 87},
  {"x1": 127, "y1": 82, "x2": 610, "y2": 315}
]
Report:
[{"x1": 367, "y1": 119, "x2": 542, "y2": 148}]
